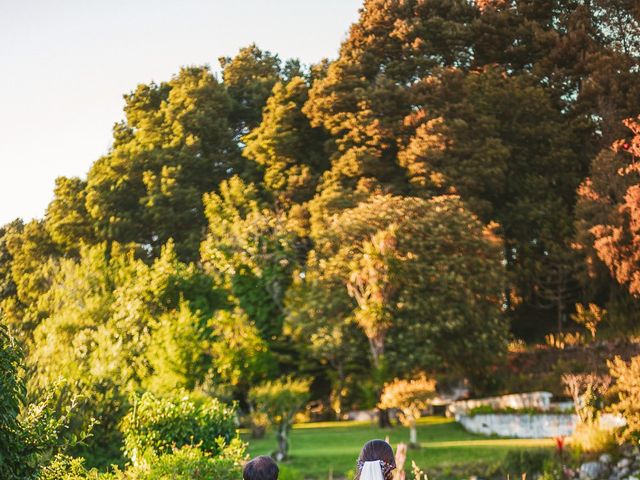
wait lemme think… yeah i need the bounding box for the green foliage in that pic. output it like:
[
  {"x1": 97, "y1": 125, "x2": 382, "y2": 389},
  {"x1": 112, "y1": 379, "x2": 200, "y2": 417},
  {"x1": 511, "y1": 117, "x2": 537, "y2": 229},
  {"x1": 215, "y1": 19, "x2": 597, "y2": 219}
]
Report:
[
  {"x1": 608, "y1": 355, "x2": 640, "y2": 444},
  {"x1": 571, "y1": 422, "x2": 617, "y2": 454},
  {"x1": 28, "y1": 242, "x2": 229, "y2": 466},
  {"x1": 243, "y1": 76, "x2": 329, "y2": 206},
  {"x1": 302, "y1": 194, "x2": 507, "y2": 385},
  {"x1": 249, "y1": 377, "x2": 311, "y2": 427},
  {"x1": 145, "y1": 302, "x2": 212, "y2": 394},
  {"x1": 487, "y1": 449, "x2": 553, "y2": 478},
  {"x1": 539, "y1": 457, "x2": 565, "y2": 480},
  {"x1": 206, "y1": 308, "x2": 275, "y2": 389},
  {"x1": 114, "y1": 443, "x2": 244, "y2": 480},
  {"x1": 0, "y1": 322, "x2": 25, "y2": 477},
  {"x1": 37, "y1": 443, "x2": 245, "y2": 480},
  {"x1": 468, "y1": 406, "x2": 545, "y2": 416},
  {"x1": 249, "y1": 377, "x2": 311, "y2": 460},
  {"x1": 201, "y1": 176, "x2": 297, "y2": 342},
  {"x1": 120, "y1": 392, "x2": 237, "y2": 463},
  {"x1": 0, "y1": 324, "x2": 90, "y2": 479},
  {"x1": 4, "y1": 1, "x2": 640, "y2": 472},
  {"x1": 37, "y1": 454, "x2": 100, "y2": 480},
  {"x1": 45, "y1": 176, "x2": 95, "y2": 254},
  {"x1": 220, "y1": 44, "x2": 283, "y2": 136},
  {"x1": 85, "y1": 66, "x2": 239, "y2": 261}
]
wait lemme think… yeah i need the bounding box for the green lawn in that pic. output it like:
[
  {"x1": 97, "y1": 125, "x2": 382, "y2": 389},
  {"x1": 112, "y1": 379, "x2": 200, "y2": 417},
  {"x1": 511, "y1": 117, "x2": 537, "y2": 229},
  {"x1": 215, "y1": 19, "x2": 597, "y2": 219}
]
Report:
[{"x1": 243, "y1": 417, "x2": 553, "y2": 479}]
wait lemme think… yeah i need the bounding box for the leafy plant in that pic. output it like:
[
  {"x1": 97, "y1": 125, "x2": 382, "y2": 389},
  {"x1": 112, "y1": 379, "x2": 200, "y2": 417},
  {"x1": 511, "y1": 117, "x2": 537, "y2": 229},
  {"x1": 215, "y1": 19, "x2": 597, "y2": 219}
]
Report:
[
  {"x1": 120, "y1": 392, "x2": 236, "y2": 465},
  {"x1": 378, "y1": 375, "x2": 436, "y2": 448},
  {"x1": 249, "y1": 376, "x2": 311, "y2": 460},
  {"x1": 608, "y1": 355, "x2": 640, "y2": 444}
]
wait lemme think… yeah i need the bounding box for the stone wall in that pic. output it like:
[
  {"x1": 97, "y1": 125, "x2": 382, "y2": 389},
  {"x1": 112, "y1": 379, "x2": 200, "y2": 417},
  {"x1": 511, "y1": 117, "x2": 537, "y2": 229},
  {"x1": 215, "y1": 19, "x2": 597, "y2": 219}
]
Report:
[
  {"x1": 447, "y1": 391, "x2": 553, "y2": 417},
  {"x1": 457, "y1": 413, "x2": 626, "y2": 438},
  {"x1": 457, "y1": 413, "x2": 577, "y2": 438}
]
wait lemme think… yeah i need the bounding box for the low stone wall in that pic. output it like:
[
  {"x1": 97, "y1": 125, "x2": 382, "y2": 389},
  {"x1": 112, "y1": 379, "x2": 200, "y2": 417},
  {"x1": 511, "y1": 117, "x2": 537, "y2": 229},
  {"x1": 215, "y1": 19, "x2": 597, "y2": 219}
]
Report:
[
  {"x1": 458, "y1": 413, "x2": 577, "y2": 438},
  {"x1": 457, "y1": 413, "x2": 625, "y2": 438},
  {"x1": 447, "y1": 391, "x2": 553, "y2": 417}
]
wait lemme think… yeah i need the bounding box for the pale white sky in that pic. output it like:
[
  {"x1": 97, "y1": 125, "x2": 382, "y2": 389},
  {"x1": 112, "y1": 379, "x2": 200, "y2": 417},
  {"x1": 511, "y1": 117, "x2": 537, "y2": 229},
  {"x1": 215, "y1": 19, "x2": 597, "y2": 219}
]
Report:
[{"x1": 0, "y1": 0, "x2": 361, "y2": 225}]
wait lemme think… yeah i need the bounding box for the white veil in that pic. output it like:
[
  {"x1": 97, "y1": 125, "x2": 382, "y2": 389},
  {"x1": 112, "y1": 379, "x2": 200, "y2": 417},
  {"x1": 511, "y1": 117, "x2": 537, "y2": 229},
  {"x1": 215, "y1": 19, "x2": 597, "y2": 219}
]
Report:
[{"x1": 360, "y1": 461, "x2": 385, "y2": 480}]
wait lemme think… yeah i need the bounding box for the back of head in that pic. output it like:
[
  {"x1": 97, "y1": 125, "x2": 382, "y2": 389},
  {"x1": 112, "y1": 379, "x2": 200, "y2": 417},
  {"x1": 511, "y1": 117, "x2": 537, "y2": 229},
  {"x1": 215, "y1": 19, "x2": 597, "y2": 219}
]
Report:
[
  {"x1": 243, "y1": 455, "x2": 279, "y2": 480},
  {"x1": 356, "y1": 439, "x2": 396, "y2": 480}
]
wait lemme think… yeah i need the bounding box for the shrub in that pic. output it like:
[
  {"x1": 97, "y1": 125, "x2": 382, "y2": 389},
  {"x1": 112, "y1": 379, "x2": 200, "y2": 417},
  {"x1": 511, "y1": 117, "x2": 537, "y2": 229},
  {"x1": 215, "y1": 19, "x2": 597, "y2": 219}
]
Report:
[
  {"x1": 486, "y1": 449, "x2": 553, "y2": 478},
  {"x1": 378, "y1": 374, "x2": 436, "y2": 448},
  {"x1": 500, "y1": 449, "x2": 552, "y2": 477},
  {"x1": 562, "y1": 373, "x2": 611, "y2": 424},
  {"x1": 468, "y1": 405, "x2": 543, "y2": 415},
  {"x1": 571, "y1": 422, "x2": 617, "y2": 453},
  {"x1": 539, "y1": 457, "x2": 564, "y2": 480},
  {"x1": 0, "y1": 324, "x2": 89, "y2": 479},
  {"x1": 608, "y1": 355, "x2": 640, "y2": 444},
  {"x1": 105, "y1": 443, "x2": 245, "y2": 480},
  {"x1": 278, "y1": 465, "x2": 305, "y2": 480},
  {"x1": 36, "y1": 454, "x2": 99, "y2": 480},
  {"x1": 120, "y1": 392, "x2": 236, "y2": 464},
  {"x1": 249, "y1": 376, "x2": 311, "y2": 461}
]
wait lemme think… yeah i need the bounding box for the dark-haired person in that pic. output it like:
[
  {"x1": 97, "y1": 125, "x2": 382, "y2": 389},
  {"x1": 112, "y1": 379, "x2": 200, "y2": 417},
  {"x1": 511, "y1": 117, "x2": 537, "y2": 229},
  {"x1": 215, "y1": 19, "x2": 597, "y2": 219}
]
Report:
[
  {"x1": 243, "y1": 455, "x2": 279, "y2": 480},
  {"x1": 355, "y1": 439, "x2": 396, "y2": 480}
]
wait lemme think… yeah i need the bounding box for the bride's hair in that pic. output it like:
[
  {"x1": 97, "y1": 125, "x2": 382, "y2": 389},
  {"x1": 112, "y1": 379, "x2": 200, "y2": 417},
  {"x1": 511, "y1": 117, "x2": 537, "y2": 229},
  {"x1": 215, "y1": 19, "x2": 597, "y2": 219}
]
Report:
[{"x1": 355, "y1": 439, "x2": 396, "y2": 480}]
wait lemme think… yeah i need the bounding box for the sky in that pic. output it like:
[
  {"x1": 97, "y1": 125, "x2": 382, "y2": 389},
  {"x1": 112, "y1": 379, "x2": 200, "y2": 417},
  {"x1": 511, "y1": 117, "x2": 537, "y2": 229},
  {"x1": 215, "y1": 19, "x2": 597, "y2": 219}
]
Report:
[{"x1": 0, "y1": 0, "x2": 362, "y2": 225}]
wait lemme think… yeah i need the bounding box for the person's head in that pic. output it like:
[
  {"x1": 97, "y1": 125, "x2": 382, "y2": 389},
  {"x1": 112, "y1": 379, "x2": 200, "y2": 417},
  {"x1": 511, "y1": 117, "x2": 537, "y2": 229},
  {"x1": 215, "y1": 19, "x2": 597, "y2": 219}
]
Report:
[
  {"x1": 356, "y1": 439, "x2": 396, "y2": 480},
  {"x1": 243, "y1": 455, "x2": 279, "y2": 480}
]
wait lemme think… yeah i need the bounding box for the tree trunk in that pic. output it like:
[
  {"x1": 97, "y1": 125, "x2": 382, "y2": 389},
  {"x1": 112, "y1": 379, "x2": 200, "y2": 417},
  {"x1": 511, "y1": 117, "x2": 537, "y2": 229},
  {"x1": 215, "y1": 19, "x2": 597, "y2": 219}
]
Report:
[
  {"x1": 409, "y1": 422, "x2": 419, "y2": 449},
  {"x1": 378, "y1": 408, "x2": 392, "y2": 428},
  {"x1": 276, "y1": 424, "x2": 289, "y2": 461},
  {"x1": 368, "y1": 334, "x2": 385, "y2": 370}
]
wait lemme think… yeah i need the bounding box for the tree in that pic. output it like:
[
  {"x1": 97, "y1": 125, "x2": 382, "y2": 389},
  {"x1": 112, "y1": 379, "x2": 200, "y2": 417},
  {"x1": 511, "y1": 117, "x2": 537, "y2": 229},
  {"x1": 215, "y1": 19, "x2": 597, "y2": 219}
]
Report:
[
  {"x1": 571, "y1": 303, "x2": 607, "y2": 340},
  {"x1": 85, "y1": 66, "x2": 239, "y2": 261},
  {"x1": 346, "y1": 227, "x2": 399, "y2": 371},
  {"x1": 120, "y1": 392, "x2": 236, "y2": 465},
  {"x1": 248, "y1": 377, "x2": 311, "y2": 461},
  {"x1": 309, "y1": 194, "x2": 507, "y2": 390},
  {"x1": 45, "y1": 176, "x2": 95, "y2": 254},
  {"x1": 379, "y1": 374, "x2": 437, "y2": 448},
  {"x1": 532, "y1": 246, "x2": 582, "y2": 336},
  {"x1": 0, "y1": 220, "x2": 60, "y2": 341},
  {"x1": 400, "y1": 67, "x2": 588, "y2": 323},
  {"x1": 0, "y1": 323, "x2": 87, "y2": 479},
  {"x1": 561, "y1": 373, "x2": 611, "y2": 425},
  {"x1": 577, "y1": 116, "x2": 640, "y2": 297},
  {"x1": 200, "y1": 176, "x2": 297, "y2": 343},
  {"x1": 220, "y1": 44, "x2": 283, "y2": 137},
  {"x1": 285, "y1": 266, "x2": 372, "y2": 418},
  {"x1": 206, "y1": 308, "x2": 276, "y2": 393},
  {"x1": 28, "y1": 241, "x2": 228, "y2": 467},
  {"x1": 0, "y1": 220, "x2": 22, "y2": 303},
  {"x1": 243, "y1": 76, "x2": 329, "y2": 207}
]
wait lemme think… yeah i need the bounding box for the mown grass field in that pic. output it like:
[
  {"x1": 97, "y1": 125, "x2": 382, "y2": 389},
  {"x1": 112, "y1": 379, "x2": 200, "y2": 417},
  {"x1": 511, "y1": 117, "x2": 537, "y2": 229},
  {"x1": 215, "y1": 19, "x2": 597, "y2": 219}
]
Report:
[{"x1": 243, "y1": 417, "x2": 554, "y2": 479}]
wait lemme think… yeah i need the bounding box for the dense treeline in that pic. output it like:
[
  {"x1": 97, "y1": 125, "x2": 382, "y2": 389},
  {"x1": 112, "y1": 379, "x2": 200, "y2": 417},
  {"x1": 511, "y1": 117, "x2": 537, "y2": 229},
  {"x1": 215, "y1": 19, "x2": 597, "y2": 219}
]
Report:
[{"x1": 1, "y1": 0, "x2": 640, "y2": 475}]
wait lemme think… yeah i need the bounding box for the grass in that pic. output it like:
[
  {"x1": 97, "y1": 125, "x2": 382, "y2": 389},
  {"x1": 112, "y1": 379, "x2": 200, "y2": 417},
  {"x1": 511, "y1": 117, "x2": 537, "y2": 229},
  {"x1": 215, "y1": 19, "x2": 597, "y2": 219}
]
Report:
[{"x1": 243, "y1": 417, "x2": 553, "y2": 479}]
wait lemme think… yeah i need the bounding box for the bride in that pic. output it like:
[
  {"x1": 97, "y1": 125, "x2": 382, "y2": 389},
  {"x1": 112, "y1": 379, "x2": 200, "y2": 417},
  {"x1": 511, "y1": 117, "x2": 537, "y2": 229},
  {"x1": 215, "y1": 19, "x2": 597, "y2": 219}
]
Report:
[{"x1": 354, "y1": 439, "x2": 397, "y2": 480}]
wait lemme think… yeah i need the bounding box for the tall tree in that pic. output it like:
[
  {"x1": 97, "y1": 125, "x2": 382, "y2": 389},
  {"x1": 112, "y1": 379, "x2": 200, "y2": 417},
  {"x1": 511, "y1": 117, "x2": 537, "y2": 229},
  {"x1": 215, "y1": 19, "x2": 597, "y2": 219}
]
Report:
[
  {"x1": 300, "y1": 194, "x2": 507, "y2": 394},
  {"x1": 220, "y1": 44, "x2": 283, "y2": 137},
  {"x1": 200, "y1": 176, "x2": 297, "y2": 343},
  {"x1": 399, "y1": 66, "x2": 589, "y2": 328},
  {"x1": 577, "y1": 116, "x2": 640, "y2": 297},
  {"x1": 86, "y1": 66, "x2": 239, "y2": 261},
  {"x1": 243, "y1": 76, "x2": 329, "y2": 208},
  {"x1": 45, "y1": 176, "x2": 94, "y2": 255}
]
